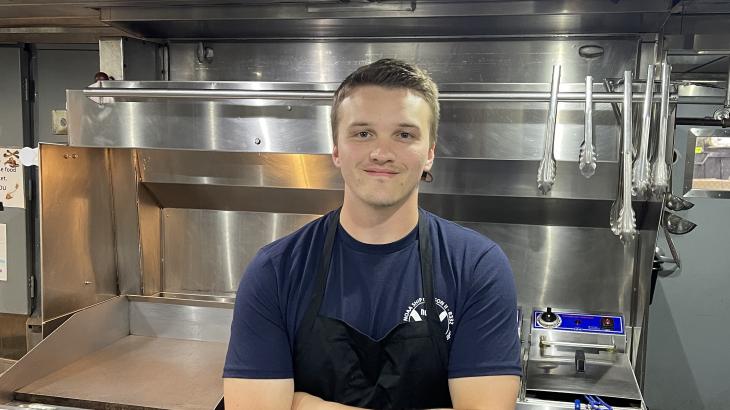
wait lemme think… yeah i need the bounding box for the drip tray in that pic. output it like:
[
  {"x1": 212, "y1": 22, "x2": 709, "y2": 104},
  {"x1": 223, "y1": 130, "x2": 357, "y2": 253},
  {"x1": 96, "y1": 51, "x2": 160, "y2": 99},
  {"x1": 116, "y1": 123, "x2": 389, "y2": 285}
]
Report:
[{"x1": 15, "y1": 335, "x2": 226, "y2": 410}]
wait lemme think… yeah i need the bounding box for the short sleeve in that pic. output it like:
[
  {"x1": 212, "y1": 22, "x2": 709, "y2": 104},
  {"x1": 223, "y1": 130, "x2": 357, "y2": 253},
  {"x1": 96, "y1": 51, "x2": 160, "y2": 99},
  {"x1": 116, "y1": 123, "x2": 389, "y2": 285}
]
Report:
[
  {"x1": 223, "y1": 250, "x2": 294, "y2": 379},
  {"x1": 448, "y1": 245, "x2": 522, "y2": 378}
]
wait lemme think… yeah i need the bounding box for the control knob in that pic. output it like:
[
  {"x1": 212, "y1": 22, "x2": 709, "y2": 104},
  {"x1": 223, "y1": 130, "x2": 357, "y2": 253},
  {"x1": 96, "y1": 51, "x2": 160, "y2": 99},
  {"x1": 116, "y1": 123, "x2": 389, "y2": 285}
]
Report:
[{"x1": 537, "y1": 307, "x2": 561, "y2": 328}]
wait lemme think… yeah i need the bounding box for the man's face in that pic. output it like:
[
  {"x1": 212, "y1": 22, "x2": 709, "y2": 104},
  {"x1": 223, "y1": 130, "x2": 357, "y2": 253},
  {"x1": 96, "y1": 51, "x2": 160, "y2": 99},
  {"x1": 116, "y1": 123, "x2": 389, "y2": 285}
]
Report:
[{"x1": 332, "y1": 85, "x2": 435, "y2": 209}]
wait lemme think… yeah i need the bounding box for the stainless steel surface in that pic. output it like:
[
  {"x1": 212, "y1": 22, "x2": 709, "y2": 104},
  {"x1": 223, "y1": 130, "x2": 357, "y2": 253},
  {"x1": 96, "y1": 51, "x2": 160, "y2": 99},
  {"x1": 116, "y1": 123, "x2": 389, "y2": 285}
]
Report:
[
  {"x1": 652, "y1": 62, "x2": 672, "y2": 194},
  {"x1": 82, "y1": 86, "x2": 670, "y2": 103},
  {"x1": 98, "y1": 0, "x2": 671, "y2": 39},
  {"x1": 0, "y1": 297, "x2": 129, "y2": 403},
  {"x1": 139, "y1": 184, "x2": 162, "y2": 296},
  {"x1": 15, "y1": 335, "x2": 226, "y2": 410},
  {"x1": 162, "y1": 209, "x2": 319, "y2": 295},
  {"x1": 613, "y1": 71, "x2": 637, "y2": 242},
  {"x1": 633, "y1": 65, "x2": 655, "y2": 196},
  {"x1": 537, "y1": 65, "x2": 560, "y2": 195},
  {"x1": 580, "y1": 76, "x2": 597, "y2": 178},
  {"x1": 0, "y1": 315, "x2": 26, "y2": 361},
  {"x1": 110, "y1": 149, "x2": 143, "y2": 296},
  {"x1": 99, "y1": 37, "x2": 163, "y2": 81},
  {"x1": 39, "y1": 144, "x2": 117, "y2": 320},
  {"x1": 1, "y1": 296, "x2": 231, "y2": 408},
  {"x1": 69, "y1": 86, "x2": 625, "y2": 162},
  {"x1": 538, "y1": 338, "x2": 616, "y2": 352},
  {"x1": 166, "y1": 39, "x2": 639, "y2": 84},
  {"x1": 129, "y1": 299, "x2": 232, "y2": 343},
  {"x1": 137, "y1": 150, "x2": 624, "y2": 203},
  {"x1": 0, "y1": 360, "x2": 14, "y2": 376}
]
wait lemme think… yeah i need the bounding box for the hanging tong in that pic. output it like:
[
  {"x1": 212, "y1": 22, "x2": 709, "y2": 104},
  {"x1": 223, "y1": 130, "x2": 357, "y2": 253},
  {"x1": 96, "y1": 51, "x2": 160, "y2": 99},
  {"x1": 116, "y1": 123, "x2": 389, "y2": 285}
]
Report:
[
  {"x1": 611, "y1": 71, "x2": 637, "y2": 242},
  {"x1": 579, "y1": 76, "x2": 597, "y2": 178},
  {"x1": 632, "y1": 64, "x2": 655, "y2": 196},
  {"x1": 538, "y1": 64, "x2": 561, "y2": 194},
  {"x1": 652, "y1": 62, "x2": 671, "y2": 194}
]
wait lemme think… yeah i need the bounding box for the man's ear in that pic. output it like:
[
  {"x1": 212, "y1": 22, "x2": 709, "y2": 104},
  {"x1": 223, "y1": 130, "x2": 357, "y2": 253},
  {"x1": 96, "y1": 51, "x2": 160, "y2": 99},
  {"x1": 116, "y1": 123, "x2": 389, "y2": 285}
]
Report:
[
  {"x1": 423, "y1": 143, "x2": 435, "y2": 172},
  {"x1": 332, "y1": 143, "x2": 341, "y2": 168}
]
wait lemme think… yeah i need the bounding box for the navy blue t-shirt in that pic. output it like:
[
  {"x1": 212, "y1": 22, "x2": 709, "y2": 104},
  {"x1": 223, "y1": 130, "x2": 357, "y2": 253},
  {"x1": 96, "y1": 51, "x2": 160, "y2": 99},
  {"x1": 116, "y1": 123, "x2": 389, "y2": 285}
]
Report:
[{"x1": 223, "y1": 209, "x2": 521, "y2": 379}]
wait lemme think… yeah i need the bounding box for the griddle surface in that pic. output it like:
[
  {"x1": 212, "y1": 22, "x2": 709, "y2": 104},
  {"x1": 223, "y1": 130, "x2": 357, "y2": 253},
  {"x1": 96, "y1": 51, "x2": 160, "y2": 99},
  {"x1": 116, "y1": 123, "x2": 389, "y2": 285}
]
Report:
[{"x1": 15, "y1": 335, "x2": 226, "y2": 410}]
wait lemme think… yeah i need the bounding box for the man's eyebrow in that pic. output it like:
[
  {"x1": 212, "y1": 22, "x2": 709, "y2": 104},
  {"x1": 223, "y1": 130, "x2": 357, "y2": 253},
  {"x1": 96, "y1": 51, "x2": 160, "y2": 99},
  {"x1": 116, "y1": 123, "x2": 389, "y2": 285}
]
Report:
[
  {"x1": 398, "y1": 123, "x2": 420, "y2": 130},
  {"x1": 347, "y1": 122, "x2": 371, "y2": 128}
]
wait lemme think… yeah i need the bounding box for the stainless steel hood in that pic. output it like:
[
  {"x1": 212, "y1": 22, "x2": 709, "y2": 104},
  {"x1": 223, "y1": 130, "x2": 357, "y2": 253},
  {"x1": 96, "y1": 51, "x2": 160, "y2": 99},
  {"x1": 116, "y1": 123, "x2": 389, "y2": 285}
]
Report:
[{"x1": 0, "y1": 0, "x2": 685, "y2": 43}]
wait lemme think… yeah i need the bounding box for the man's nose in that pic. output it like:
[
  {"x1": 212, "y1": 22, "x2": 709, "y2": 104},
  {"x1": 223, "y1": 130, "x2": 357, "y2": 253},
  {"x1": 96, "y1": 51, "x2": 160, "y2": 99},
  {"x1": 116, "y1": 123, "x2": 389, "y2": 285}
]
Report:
[{"x1": 369, "y1": 144, "x2": 396, "y2": 163}]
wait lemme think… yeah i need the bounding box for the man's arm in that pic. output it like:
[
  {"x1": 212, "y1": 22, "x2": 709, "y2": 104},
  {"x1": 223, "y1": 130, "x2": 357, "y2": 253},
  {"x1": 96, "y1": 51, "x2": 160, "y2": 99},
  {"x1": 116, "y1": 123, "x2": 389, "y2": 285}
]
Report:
[
  {"x1": 224, "y1": 378, "x2": 294, "y2": 410},
  {"x1": 449, "y1": 375, "x2": 520, "y2": 410},
  {"x1": 286, "y1": 376, "x2": 520, "y2": 410}
]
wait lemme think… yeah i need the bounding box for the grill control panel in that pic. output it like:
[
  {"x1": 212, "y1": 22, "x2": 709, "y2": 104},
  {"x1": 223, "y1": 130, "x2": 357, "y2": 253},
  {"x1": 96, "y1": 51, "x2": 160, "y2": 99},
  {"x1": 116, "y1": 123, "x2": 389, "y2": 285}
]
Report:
[{"x1": 532, "y1": 309, "x2": 624, "y2": 334}]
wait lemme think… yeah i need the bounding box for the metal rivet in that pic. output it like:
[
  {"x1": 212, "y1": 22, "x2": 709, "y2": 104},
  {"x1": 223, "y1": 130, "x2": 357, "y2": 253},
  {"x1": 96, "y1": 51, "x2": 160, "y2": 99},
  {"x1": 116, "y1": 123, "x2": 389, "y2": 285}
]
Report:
[
  {"x1": 287, "y1": 105, "x2": 292, "y2": 111},
  {"x1": 72, "y1": 154, "x2": 78, "y2": 159},
  {"x1": 254, "y1": 138, "x2": 262, "y2": 145},
  {"x1": 63, "y1": 154, "x2": 69, "y2": 159}
]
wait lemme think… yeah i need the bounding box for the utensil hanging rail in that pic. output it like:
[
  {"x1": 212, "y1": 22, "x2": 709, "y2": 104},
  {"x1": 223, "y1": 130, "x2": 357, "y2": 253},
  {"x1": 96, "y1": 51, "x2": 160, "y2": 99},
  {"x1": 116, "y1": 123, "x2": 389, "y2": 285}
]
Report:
[{"x1": 83, "y1": 87, "x2": 675, "y2": 103}]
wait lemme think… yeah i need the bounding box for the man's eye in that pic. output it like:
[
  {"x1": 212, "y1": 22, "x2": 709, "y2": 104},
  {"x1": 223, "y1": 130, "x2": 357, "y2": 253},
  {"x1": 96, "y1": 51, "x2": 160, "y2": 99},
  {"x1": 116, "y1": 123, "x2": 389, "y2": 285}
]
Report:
[
  {"x1": 356, "y1": 131, "x2": 371, "y2": 138},
  {"x1": 398, "y1": 132, "x2": 413, "y2": 139}
]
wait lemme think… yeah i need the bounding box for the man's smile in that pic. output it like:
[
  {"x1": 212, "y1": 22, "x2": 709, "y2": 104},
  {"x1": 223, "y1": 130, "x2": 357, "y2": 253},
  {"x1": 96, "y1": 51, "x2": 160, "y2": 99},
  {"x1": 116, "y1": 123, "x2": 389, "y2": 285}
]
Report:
[{"x1": 363, "y1": 167, "x2": 400, "y2": 177}]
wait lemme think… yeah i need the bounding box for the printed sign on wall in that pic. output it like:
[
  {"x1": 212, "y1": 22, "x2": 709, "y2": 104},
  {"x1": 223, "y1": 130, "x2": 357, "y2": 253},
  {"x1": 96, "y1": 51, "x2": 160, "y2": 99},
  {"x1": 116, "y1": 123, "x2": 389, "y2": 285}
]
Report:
[{"x1": 0, "y1": 148, "x2": 24, "y2": 209}]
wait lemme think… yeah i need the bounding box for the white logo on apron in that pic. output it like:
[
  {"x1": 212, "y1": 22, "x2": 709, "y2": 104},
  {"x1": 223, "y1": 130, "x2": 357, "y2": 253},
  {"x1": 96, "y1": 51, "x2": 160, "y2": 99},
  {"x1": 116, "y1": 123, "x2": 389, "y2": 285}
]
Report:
[{"x1": 402, "y1": 297, "x2": 455, "y2": 340}]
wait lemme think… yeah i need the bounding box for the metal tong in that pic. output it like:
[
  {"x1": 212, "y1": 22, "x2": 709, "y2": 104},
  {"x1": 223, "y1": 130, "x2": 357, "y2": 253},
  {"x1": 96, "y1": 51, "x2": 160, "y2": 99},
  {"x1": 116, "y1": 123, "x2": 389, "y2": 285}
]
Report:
[
  {"x1": 579, "y1": 76, "x2": 597, "y2": 178},
  {"x1": 632, "y1": 64, "x2": 655, "y2": 196},
  {"x1": 611, "y1": 71, "x2": 637, "y2": 242},
  {"x1": 538, "y1": 64, "x2": 561, "y2": 194},
  {"x1": 652, "y1": 62, "x2": 671, "y2": 194}
]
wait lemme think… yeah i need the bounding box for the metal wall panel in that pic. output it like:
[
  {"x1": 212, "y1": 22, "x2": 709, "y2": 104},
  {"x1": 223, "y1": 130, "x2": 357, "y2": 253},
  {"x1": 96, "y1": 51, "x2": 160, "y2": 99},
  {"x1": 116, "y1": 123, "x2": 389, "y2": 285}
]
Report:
[
  {"x1": 160, "y1": 208, "x2": 639, "y2": 319},
  {"x1": 0, "y1": 47, "x2": 30, "y2": 318},
  {"x1": 69, "y1": 38, "x2": 639, "y2": 162},
  {"x1": 39, "y1": 144, "x2": 117, "y2": 320},
  {"x1": 35, "y1": 45, "x2": 99, "y2": 145},
  {"x1": 66, "y1": 86, "x2": 621, "y2": 163},
  {"x1": 110, "y1": 148, "x2": 143, "y2": 295},
  {"x1": 168, "y1": 39, "x2": 638, "y2": 84},
  {"x1": 162, "y1": 209, "x2": 319, "y2": 295}
]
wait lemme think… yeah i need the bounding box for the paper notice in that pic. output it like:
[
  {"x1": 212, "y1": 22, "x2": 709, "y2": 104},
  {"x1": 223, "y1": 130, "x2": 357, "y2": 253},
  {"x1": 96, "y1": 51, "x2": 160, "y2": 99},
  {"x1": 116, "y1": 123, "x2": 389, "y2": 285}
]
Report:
[
  {"x1": 0, "y1": 224, "x2": 6, "y2": 281},
  {"x1": 0, "y1": 148, "x2": 24, "y2": 209}
]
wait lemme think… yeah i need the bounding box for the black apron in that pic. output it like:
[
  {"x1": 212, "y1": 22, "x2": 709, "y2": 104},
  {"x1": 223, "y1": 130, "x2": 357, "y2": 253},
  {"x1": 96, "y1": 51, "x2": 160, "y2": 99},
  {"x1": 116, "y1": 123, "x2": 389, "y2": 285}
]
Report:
[{"x1": 293, "y1": 209, "x2": 452, "y2": 409}]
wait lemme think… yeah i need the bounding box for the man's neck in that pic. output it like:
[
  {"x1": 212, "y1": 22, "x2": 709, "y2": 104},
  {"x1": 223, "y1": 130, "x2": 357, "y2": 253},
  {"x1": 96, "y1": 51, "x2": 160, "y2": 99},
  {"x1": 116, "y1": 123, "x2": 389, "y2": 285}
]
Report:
[{"x1": 339, "y1": 192, "x2": 419, "y2": 245}]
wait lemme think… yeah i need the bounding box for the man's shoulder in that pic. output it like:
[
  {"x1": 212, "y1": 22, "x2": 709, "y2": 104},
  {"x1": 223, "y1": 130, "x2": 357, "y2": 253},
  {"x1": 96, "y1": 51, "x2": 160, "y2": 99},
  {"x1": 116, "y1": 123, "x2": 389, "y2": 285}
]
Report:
[{"x1": 425, "y1": 210, "x2": 498, "y2": 255}]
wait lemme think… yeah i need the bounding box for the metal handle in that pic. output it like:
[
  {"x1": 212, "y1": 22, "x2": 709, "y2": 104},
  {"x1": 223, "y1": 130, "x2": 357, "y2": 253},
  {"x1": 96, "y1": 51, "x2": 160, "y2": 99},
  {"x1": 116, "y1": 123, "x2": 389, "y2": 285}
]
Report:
[
  {"x1": 539, "y1": 336, "x2": 616, "y2": 352},
  {"x1": 652, "y1": 62, "x2": 672, "y2": 194},
  {"x1": 633, "y1": 64, "x2": 655, "y2": 196},
  {"x1": 82, "y1": 86, "x2": 672, "y2": 103},
  {"x1": 537, "y1": 64, "x2": 561, "y2": 194},
  {"x1": 580, "y1": 75, "x2": 597, "y2": 178},
  {"x1": 613, "y1": 70, "x2": 636, "y2": 242}
]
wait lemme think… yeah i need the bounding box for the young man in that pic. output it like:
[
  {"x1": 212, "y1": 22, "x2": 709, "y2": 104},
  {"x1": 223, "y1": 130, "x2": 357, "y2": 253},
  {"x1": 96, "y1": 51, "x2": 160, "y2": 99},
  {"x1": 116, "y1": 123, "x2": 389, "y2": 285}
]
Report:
[{"x1": 223, "y1": 59, "x2": 521, "y2": 410}]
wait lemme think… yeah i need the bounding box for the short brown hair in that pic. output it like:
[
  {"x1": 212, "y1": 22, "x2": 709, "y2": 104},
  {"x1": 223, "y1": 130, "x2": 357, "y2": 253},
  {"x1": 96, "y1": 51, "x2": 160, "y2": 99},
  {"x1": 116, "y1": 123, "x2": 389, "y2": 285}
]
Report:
[{"x1": 330, "y1": 58, "x2": 440, "y2": 147}]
